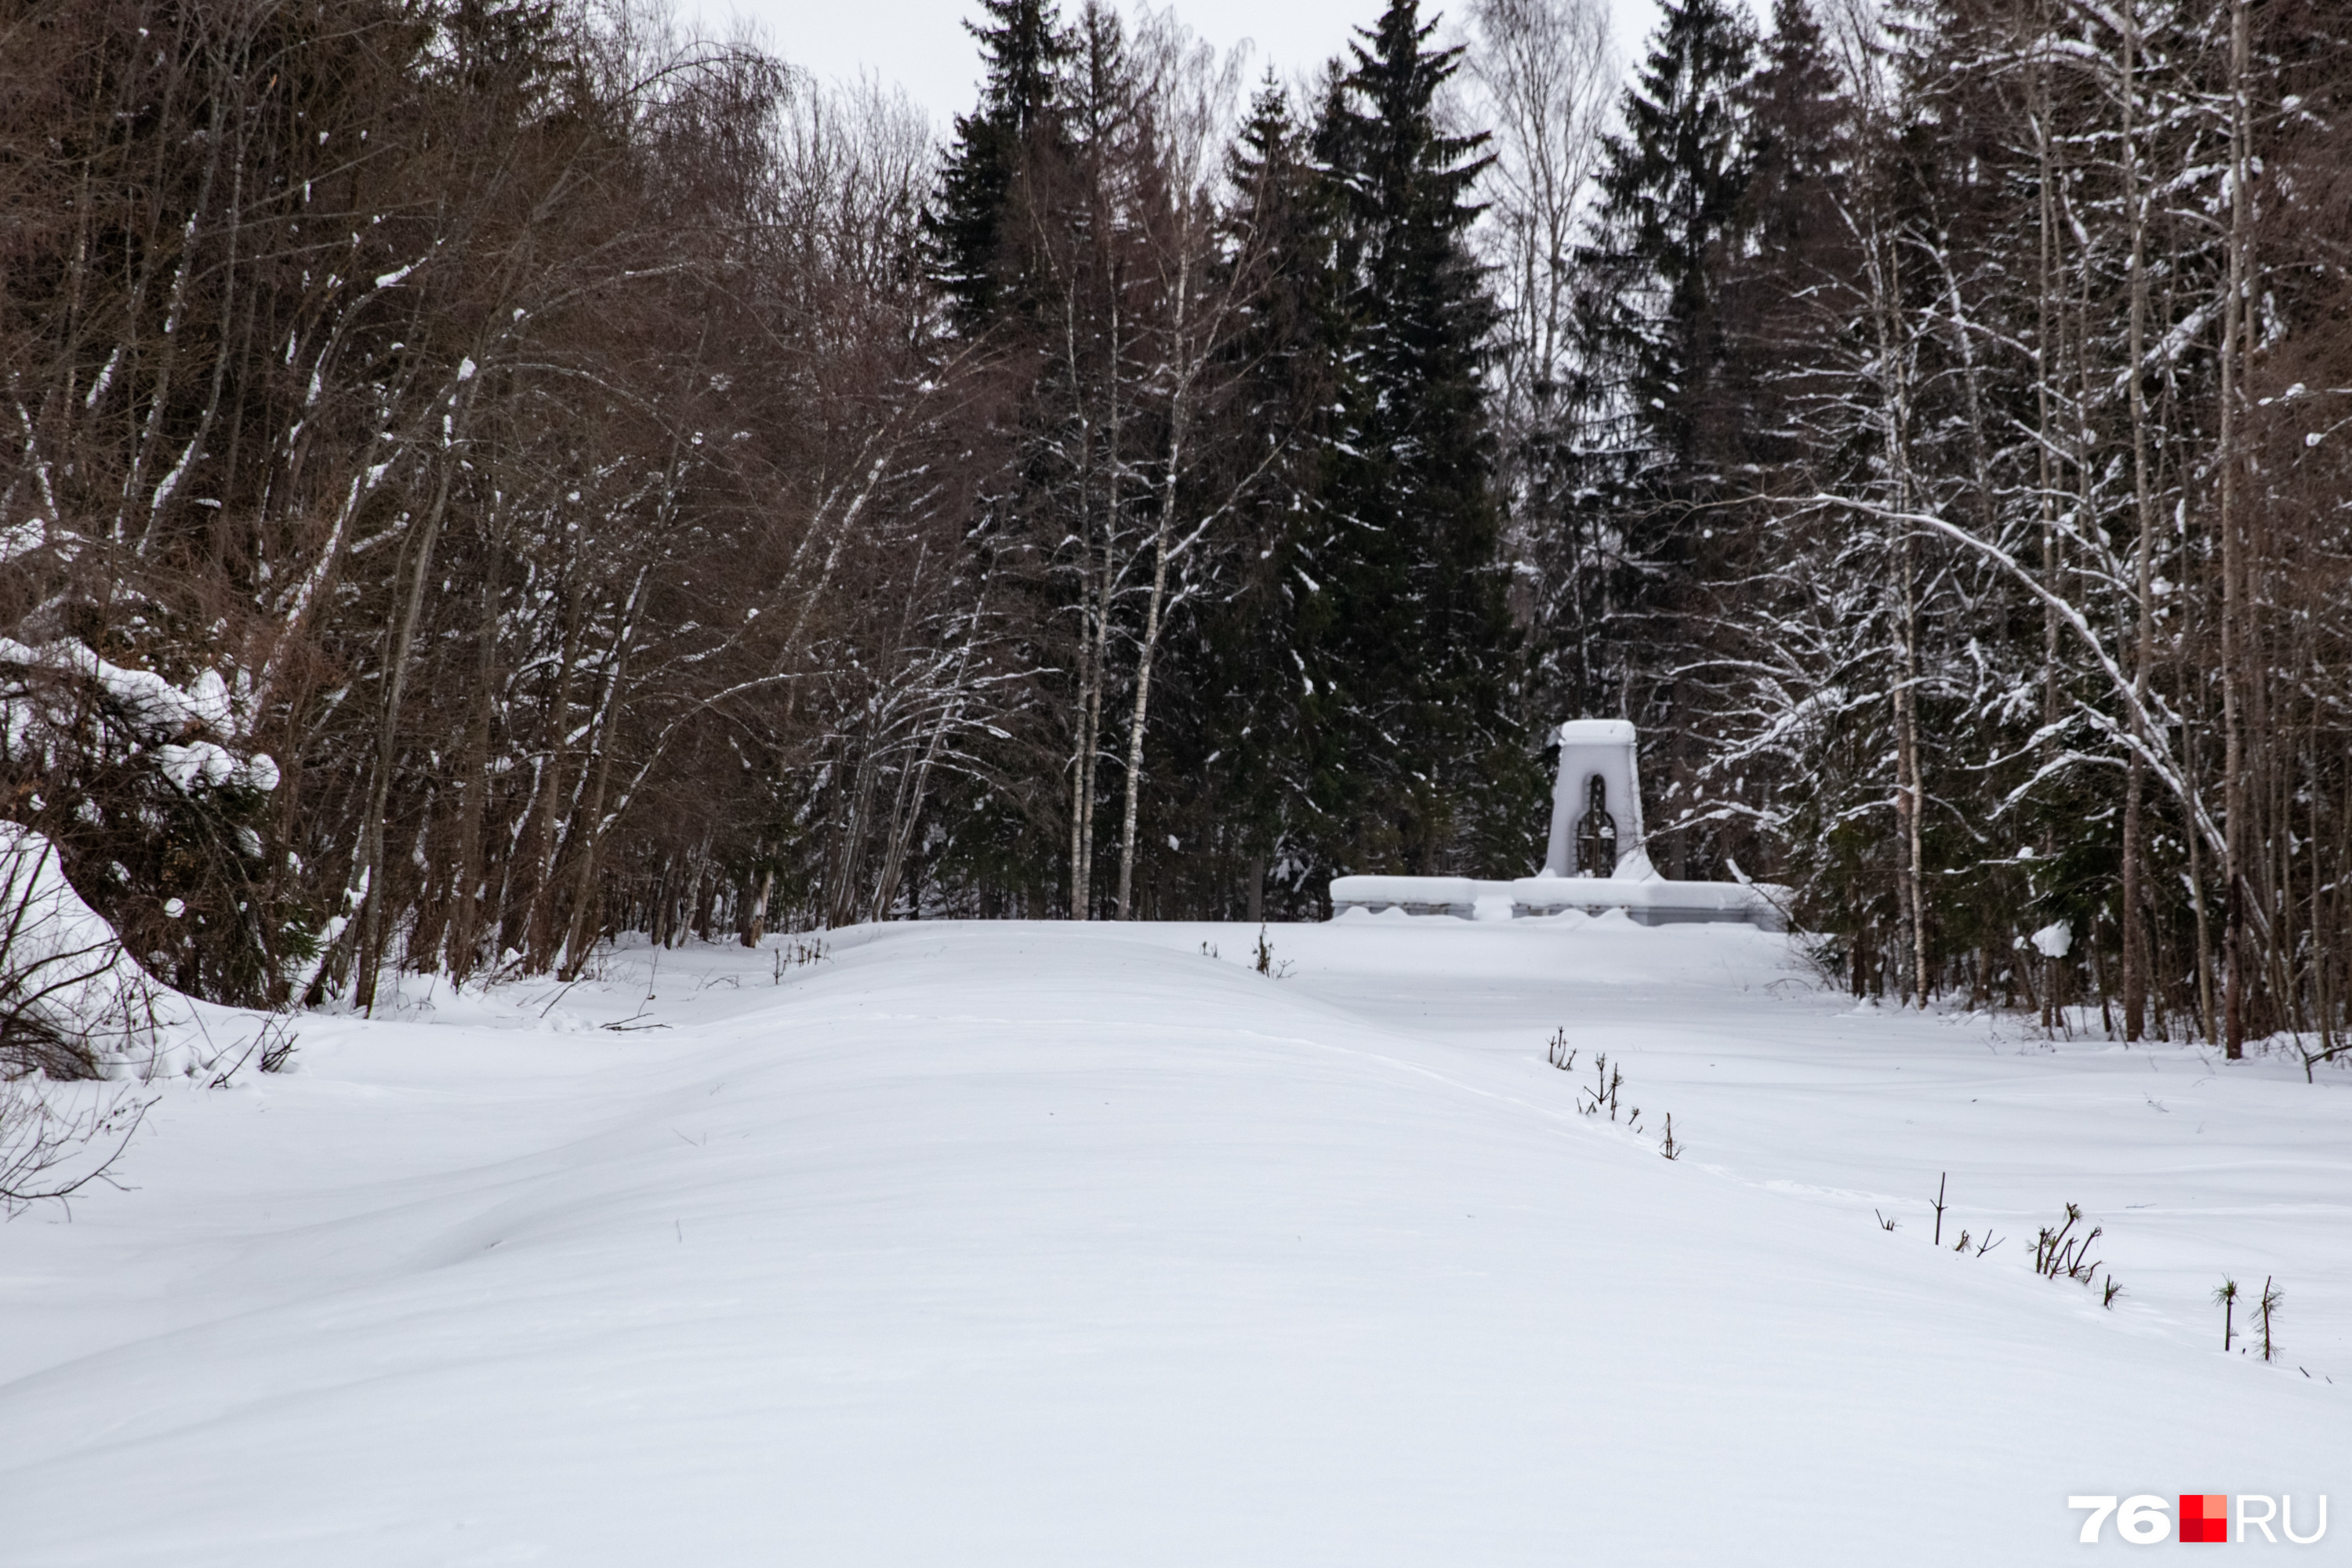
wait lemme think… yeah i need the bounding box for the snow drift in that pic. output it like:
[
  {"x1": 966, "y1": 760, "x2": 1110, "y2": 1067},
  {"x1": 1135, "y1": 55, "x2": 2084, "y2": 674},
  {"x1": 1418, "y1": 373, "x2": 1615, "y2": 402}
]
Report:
[
  {"x1": 0, "y1": 919, "x2": 2343, "y2": 1566},
  {"x1": 0, "y1": 824, "x2": 168, "y2": 1078}
]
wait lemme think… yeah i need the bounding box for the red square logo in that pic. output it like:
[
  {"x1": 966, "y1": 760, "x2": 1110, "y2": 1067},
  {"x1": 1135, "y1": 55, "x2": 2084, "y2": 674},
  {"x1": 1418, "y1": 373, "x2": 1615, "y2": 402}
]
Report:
[{"x1": 2180, "y1": 1494, "x2": 2228, "y2": 1543}]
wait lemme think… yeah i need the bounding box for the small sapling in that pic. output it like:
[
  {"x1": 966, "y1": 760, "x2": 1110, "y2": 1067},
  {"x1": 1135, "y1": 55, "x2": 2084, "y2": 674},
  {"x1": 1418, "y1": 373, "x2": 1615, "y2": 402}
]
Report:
[
  {"x1": 772, "y1": 935, "x2": 829, "y2": 984},
  {"x1": 1576, "y1": 1053, "x2": 1623, "y2": 1120},
  {"x1": 2032, "y1": 1203, "x2": 2103, "y2": 1283}
]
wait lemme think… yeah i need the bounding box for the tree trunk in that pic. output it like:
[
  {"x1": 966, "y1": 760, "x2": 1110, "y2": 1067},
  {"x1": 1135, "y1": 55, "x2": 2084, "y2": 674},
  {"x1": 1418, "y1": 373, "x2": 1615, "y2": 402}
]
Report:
[
  {"x1": 445, "y1": 537, "x2": 503, "y2": 982},
  {"x1": 354, "y1": 372, "x2": 476, "y2": 1011},
  {"x1": 1115, "y1": 245, "x2": 1201, "y2": 921},
  {"x1": 2218, "y1": 0, "x2": 2251, "y2": 1059},
  {"x1": 2118, "y1": 0, "x2": 2156, "y2": 1043},
  {"x1": 1115, "y1": 487, "x2": 1174, "y2": 920},
  {"x1": 1065, "y1": 283, "x2": 1100, "y2": 919},
  {"x1": 1896, "y1": 536, "x2": 1929, "y2": 1008},
  {"x1": 2034, "y1": 37, "x2": 2064, "y2": 1033},
  {"x1": 555, "y1": 575, "x2": 644, "y2": 981}
]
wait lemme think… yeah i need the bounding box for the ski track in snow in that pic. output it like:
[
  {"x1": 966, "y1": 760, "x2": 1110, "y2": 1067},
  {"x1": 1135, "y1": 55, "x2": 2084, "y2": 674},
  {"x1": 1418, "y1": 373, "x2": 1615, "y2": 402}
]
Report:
[{"x1": 2, "y1": 916, "x2": 2346, "y2": 1565}]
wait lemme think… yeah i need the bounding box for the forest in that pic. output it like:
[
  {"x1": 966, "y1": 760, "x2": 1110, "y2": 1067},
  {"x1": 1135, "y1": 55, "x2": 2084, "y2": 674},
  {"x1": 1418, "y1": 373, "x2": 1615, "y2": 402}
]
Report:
[{"x1": 2, "y1": 0, "x2": 2348, "y2": 1063}]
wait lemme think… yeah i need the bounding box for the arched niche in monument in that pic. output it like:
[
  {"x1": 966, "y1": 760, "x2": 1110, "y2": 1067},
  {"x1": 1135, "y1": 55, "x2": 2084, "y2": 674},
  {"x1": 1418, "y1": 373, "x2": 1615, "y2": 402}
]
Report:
[{"x1": 1574, "y1": 773, "x2": 1617, "y2": 879}]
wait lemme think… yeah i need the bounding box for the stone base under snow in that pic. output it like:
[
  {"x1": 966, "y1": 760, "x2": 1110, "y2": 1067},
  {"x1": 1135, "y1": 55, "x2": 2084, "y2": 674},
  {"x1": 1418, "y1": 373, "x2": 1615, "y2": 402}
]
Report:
[{"x1": 1328, "y1": 873, "x2": 1786, "y2": 931}]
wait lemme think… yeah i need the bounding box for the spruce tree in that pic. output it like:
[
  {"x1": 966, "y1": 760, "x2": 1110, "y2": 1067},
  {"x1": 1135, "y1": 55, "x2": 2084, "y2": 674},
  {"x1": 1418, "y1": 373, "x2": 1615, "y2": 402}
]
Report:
[
  {"x1": 1741, "y1": 0, "x2": 1845, "y2": 270},
  {"x1": 1581, "y1": 0, "x2": 1755, "y2": 470},
  {"x1": 1695, "y1": 0, "x2": 1859, "y2": 887},
  {"x1": 1562, "y1": 0, "x2": 1755, "y2": 873},
  {"x1": 927, "y1": 0, "x2": 1073, "y2": 333},
  {"x1": 921, "y1": 0, "x2": 1083, "y2": 917},
  {"x1": 1189, "y1": 81, "x2": 1341, "y2": 915},
  {"x1": 1306, "y1": 0, "x2": 1533, "y2": 879},
  {"x1": 1726, "y1": 0, "x2": 1849, "y2": 467}
]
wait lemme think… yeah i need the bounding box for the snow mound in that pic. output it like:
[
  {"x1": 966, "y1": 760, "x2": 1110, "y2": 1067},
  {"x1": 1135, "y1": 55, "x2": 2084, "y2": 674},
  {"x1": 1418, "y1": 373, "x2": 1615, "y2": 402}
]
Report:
[
  {"x1": 0, "y1": 824, "x2": 259, "y2": 1082},
  {"x1": 0, "y1": 825, "x2": 169, "y2": 1078}
]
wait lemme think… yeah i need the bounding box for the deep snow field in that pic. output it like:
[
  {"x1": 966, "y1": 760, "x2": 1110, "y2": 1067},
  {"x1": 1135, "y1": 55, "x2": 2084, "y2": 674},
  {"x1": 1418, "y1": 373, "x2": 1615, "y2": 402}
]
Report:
[{"x1": 2, "y1": 913, "x2": 2346, "y2": 1565}]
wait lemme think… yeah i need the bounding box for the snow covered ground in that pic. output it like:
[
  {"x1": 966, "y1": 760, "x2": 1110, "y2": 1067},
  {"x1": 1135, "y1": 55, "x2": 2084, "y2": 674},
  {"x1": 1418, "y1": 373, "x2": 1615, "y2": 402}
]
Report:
[{"x1": 2, "y1": 915, "x2": 2345, "y2": 1564}]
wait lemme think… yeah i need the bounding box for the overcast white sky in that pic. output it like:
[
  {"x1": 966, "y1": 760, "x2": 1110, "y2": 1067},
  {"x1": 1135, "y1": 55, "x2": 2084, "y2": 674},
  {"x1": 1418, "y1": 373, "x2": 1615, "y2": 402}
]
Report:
[{"x1": 676, "y1": 0, "x2": 1668, "y2": 127}]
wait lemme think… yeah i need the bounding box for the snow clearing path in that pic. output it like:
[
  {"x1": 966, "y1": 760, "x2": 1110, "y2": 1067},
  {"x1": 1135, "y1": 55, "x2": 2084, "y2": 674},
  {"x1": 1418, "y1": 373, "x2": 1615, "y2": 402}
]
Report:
[{"x1": 2, "y1": 916, "x2": 2346, "y2": 1564}]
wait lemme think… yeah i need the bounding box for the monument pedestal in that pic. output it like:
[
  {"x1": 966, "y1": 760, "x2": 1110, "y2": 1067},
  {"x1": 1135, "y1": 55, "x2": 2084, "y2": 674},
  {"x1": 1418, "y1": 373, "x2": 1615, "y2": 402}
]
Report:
[{"x1": 1326, "y1": 722, "x2": 1788, "y2": 930}]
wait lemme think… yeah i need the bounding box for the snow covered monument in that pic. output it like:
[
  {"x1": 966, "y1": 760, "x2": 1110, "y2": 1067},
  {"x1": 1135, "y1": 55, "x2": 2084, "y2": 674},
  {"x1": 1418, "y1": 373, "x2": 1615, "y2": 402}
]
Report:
[
  {"x1": 1328, "y1": 720, "x2": 1784, "y2": 927},
  {"x1": 1544, "y1": 720, "x2": 1644, "y2": 881}
]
